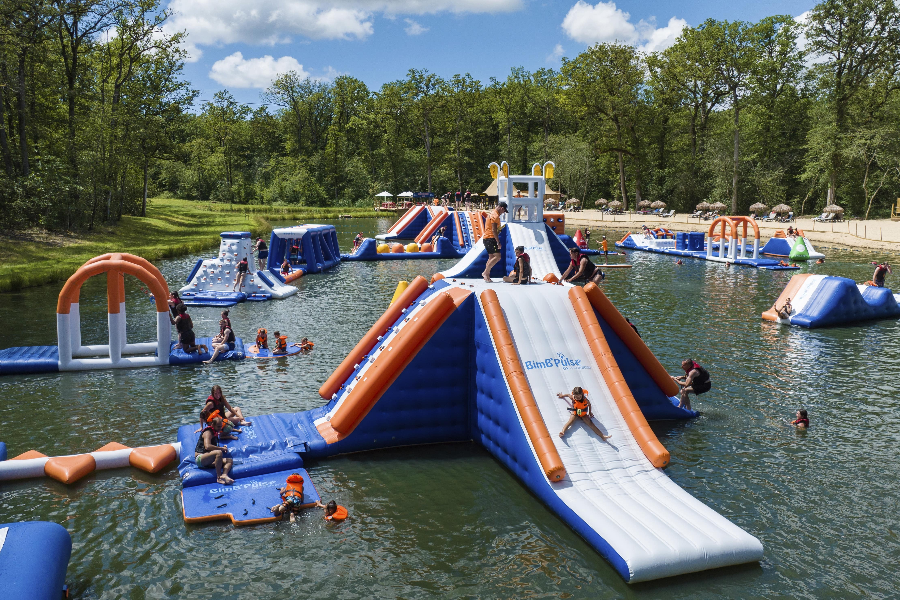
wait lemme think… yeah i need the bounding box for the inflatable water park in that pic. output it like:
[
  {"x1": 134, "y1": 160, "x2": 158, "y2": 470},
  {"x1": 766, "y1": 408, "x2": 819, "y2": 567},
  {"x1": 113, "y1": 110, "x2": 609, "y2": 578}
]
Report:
[
  {"x1": 0, "y1": 162, "x2": 767, "y2": 589},
  {"x1": 181, "y1": 225, "x2": 341, "y2": 307},
  {"x1": 763, "y1": 273, "x2": 900, "y2": 328},
  {"x1": 617, "y1": 218, "x2": 824, "y2": 269}
]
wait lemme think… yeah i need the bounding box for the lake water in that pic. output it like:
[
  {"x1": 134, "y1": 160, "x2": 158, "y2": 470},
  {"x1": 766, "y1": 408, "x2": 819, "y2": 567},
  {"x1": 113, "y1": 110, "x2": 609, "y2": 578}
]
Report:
[{"x1": 1, "y1": 219, "x2": 899, "y2": 599}]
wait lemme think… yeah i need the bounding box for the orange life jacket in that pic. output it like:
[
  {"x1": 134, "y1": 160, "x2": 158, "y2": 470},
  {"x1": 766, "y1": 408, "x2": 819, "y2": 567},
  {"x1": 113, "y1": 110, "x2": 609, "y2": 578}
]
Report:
[
  {"x1": 325, "y1": 505, "x2": 348, "y2": 521},
  {"x1": 281, "y1": 474, "x2": 304, "y2": 505},
  {"x1": 274, "y1": 335, "x2": 287, "y2": 353},
  {"x1": 300, "y1": 340, "x2": 314, "y2": 351},
  {"x1": 256, "y1": 328, "x2": 268, "y2": 349},
  {"x1": 572, "y1": 390, "x2": 590, "y2": 416}
]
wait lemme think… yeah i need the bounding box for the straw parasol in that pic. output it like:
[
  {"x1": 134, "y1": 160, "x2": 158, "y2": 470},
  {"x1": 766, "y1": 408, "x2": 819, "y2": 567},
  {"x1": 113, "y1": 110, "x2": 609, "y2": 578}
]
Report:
[
  {"x1": 824, "y1": 204, "x2": 844, "y2": 214},
  {"x1": 650, "y1": 200, "x2": 666, "y2": 209},
  {"x1": 696, "y1": 201, "x2": 711, "y2": 210},
  {"x1": 595, "y1": 198, "x2": 608, "y2": 206},
  {"x1": 637, "y1": 200, "x2": 651, "y2": 208},
  {"x1": 710, "y1": 201, "x2": 727, "y2": 212},
  {"x1": 772, "y1": 203, "x2": 792, "y2": 214},
  {"x1": 608, "y1": 200, "x2": 623, "y2": 209},
  {"x1": 749, "y1": 202, "x2": 768, "y2": 213}
]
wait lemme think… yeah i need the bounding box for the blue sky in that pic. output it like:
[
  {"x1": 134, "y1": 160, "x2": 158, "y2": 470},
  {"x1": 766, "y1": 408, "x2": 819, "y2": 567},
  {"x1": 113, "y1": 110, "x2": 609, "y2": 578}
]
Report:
[{"x1": 165, "y1": 0, "x2": 818, "y2": 108}]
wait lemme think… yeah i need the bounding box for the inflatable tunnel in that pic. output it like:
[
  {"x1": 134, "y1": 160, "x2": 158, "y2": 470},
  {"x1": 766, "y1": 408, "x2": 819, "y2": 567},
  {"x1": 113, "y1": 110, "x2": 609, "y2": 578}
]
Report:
[{"x1": 266, "y1": 225, "x2": 341, "y2": 278}]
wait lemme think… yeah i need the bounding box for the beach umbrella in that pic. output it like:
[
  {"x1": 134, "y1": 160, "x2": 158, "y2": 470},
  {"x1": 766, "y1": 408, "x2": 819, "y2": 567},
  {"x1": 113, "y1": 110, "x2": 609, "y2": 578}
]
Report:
[
  {"x1": 824, "y1": 204, "x2": 844, "y2": 214},
  {"x1": 397, "y1": 191, "x2": 414, "y2": 197},
  {"x1": 637, "y1": 200, "x2": 651, "y2": 208},
  {"x1": 772, "y1": 203, "x2": 792, "y2": 213},
  {"x1": 375, "y1": 191, "x2": 393, "y2": 197},
  {"x1": 749, "y1": 202, "x2": 768, "y2": 213},
  {"x1": 696, "y1": 201, "x2": 711, "y2": 210},
  {"x1": 650, "y1": 200, "x2": 666, "y2": 209},
  {"x1": 566, "y1": 198, "x2": 581, "y2": 205},
  {"x1": 608, "y1": 200, "x2": 623, "y2": 208},
  {"x1": 710, "y1": 201, "x2": 727, "y2": 212},
  {"x1": 595, "y1": 198, "x2": 608, "y2": 206}
]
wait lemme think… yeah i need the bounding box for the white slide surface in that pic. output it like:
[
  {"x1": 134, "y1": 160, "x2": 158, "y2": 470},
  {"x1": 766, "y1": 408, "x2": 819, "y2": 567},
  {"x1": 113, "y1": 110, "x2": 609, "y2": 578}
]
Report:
[
  {"x1": 507, "y1": 222, "x2": 562, "y2": 279},
  {"x1": 485, "y1": 283, "x2": 763, "y2": 582}
]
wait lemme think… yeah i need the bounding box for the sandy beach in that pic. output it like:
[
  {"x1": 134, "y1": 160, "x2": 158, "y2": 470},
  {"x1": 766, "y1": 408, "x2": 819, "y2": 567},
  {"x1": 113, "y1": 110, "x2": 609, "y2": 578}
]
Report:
[{"x1": 565, "y1": 210, "x2": 900, "y2": 252}]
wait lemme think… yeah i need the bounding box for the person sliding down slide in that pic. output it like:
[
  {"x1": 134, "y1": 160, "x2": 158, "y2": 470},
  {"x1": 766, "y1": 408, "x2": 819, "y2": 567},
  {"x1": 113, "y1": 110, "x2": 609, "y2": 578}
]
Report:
[{"x1": 557, "y1": 387, "x2": 611, "y2": 440}]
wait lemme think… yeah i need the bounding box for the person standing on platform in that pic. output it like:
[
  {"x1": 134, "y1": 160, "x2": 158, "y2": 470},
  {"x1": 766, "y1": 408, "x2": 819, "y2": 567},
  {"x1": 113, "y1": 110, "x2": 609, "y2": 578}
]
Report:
[{"x1": 481, "y1": 202, "x2": 508, "y2": 283}]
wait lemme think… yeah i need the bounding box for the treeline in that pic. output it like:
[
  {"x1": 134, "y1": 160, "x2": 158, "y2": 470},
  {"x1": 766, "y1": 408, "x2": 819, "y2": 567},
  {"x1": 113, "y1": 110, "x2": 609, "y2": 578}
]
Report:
[{"x1": 2, "y1": 0, "x2": 899, "y2": 231}]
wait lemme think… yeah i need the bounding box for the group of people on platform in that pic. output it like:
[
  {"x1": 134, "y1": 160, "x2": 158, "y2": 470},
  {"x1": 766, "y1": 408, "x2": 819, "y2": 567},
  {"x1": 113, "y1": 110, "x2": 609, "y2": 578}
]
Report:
[{"x1": 169, "y1": 295, "x2": 233, "y2": 361}]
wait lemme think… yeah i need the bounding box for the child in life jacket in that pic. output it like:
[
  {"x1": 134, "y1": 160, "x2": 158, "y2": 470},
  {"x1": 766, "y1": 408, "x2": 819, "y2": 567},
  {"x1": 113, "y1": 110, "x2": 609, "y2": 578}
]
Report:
[
  {"x1": 314, "y1": 499, "x2": 348, "y2": 522},
  {"x1": 299, "y1": 337, "x2": 314, "y2": 352},
  {"x1": 281, "y1": 259, "x2": 291, "y2": 276},
  {"x1": 557, "y1": 387, "x2": 612, "y2": 441},
  {"x1": 272, "y1": 331, "x2": 288, "y2": 355},
  {"x1": 791, "y1": 409, "x2": 809, "y2": 429},
  {"x1": 502, "y1": 246, "x2": 532, "y2": 284},
  {"x1": 271, "y1": 473, "x2": 306, "y2": 522},
  {"x1": 255, "y1": 328, "x2": 268, "y2": 350},
  {"x1": 202, "y1": 409, "x2": 241, "y2": 440}
]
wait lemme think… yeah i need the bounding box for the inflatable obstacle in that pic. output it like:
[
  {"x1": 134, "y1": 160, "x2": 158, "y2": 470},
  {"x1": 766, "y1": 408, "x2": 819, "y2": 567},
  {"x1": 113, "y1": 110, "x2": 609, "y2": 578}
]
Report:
[
  {"x1": 0, "y1": 521, "x2": 72, "y2": 598},
  {"x1": 265, "y1": 224, "x2": 341, "y2": 282},
  {"x1": 617, "y1": 217, "x2": 805, "y2": 269},
  {"x1": 0, "y1": 252, "x2": 245, "y2": 376},
  {"x1": 181, "y1": 232, "x2": 298, "y2": 306},
  {"x1": 763, "y1": 274, "x2": 900, "y2": 328},
  {"x1": 759, "y1": 231, "x2": 825, "y2": 261}
]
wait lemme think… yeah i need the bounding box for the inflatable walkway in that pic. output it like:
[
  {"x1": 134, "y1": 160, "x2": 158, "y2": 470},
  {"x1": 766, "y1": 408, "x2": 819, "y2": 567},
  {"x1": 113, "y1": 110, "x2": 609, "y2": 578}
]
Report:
[{"x1": 763, "y1": 274, "x2": 900, "y2": 328}]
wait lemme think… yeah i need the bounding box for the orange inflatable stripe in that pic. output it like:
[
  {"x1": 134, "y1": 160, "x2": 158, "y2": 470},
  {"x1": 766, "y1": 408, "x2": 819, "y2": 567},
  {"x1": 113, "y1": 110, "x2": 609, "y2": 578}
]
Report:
[
  {"x1": 319, "y1": 275, "x2": 430, "y2": 400},
  {"x1": 130, "y1": 444, "x2": 178, "y2": 473},
  {"x1": 569, "y1": 286, "x2": 670, "y2": 468},
  {"x1": 582, "y1": 283, "x2": 679, "y2": 397},
  {"x1": 95, "y1": 442, "x2": 130, "y2": 452},
  {"x1": 45, "y1": 454, "x2": 96, "y2": 484},
  {"x1": 431, "y1": 273, "x2": 445, "y2": 284},
  {"x1": 414, "y1": 210, "x2": 448, "y2": 244},
  {"x1": 107, "y1": 269, "x2": 125, "y2": 314},
  {"x1": 386, "y1": 205, "x2": 420, "y2": 235},
  {"x1": 317, "y1": 291, "x2": 459, "y2": 443},
  {"x1": 85, "y1": 253, "x2": 169, "y2": 304},
  {"x1": 453, "y1": 211, "x2": 464, "y2": 247},
  {"x1": 480, "y1": 289, "x2": 566, "y2": 482},
  {"x1": 58, "y1": 258, "x2": 169, "y2": 314},
  {"x1": 284, "y1": 270, "x2": 304, "y2": 283},
  {"x1": 469, "y1": 212, "x2": 484, "y2": 242},
  {"x1": 12, "y1": 450, "x2": 48, "y2": 460},
  {"x1": 762, "y1": 274, "x2": 811, "y2": 322},
  {"x1": 618, "y1": 232, "x2": 631, "y2": 244}
]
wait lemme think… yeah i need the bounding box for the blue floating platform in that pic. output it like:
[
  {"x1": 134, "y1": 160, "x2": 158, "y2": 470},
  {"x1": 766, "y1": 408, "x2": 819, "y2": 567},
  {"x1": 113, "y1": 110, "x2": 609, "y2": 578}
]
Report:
[
  {"x1": 246, "y1": 344, "x2": 304, "y2": 359},
  {"x1": 180, "y1": 290, "x2": 247, "y2": 307},
  {"x1": 0, "y1": 521, "x2": 72, "y2": 597},
  {"x1": 0, "y1": 345, "x2": 59, "y2": 375},
  {"x1": 181, "y1": 467, "x2": 320, "y2": 525},
  {"x1": 168, "y1": 337, "x2": 246, "y2": 366}
]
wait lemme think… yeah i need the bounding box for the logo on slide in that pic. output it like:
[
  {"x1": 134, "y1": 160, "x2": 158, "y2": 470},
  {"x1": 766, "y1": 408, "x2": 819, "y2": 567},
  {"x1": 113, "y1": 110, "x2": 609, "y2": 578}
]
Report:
[{"x1": 524, "y1": 352, "x2": 589, "y2": 371}]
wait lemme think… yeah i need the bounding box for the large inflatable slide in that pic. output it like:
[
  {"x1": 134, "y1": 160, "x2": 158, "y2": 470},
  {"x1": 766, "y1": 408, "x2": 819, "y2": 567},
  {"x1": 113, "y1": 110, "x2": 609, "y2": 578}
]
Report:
[{"x1": 171, "y1": 163, "x2": 763, "y2": 582}]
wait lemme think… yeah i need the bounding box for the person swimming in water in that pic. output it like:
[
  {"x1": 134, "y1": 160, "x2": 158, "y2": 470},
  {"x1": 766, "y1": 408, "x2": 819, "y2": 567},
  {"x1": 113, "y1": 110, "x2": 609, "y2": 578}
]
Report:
[
  {"x1": 790, "y1": 409, "x2": 809, "y2": 429},
  {"x1": 557, "y1": 387, "x2": 612, "y2": 440}
]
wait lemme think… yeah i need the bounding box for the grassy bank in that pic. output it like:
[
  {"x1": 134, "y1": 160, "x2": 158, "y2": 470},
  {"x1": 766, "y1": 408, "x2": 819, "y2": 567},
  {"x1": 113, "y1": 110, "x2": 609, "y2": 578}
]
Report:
[{"x1": 0, "y1": 198, "x2": 379, "y2": 292}]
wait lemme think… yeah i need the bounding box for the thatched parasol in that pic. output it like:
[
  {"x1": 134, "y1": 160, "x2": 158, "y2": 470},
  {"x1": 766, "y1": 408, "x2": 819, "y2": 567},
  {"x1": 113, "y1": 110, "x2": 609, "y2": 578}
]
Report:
[
  {"x1": 637, "y1": 200, "x2": 651, "y2": 208},
  {"x1": 650, "y1": 200, "x2": 667, "y2": 209},
  {"x1": 595, "y1": 198, "x2": 608, "y2": 206},
  {"x1": 696, "y1": 201, "x2": 711, "y2": 210},
  {"x1": 566, "y1": 198, "x2": 581, "y2": 205},
  {"x1": 749, "y1": 202, "x2": 768, "y2": 213},
  {"x1": 608, "y1": 200, "x2": 623, "y2": 209},
  {"x1": 824, "y1": 204, "x2": 844, "y2": 214},
  {"x1": 772, "y1": 203, "x2": 792, "y2": 213},
  {"x1": 710, "y1": 201, "x2": 727, "y2": 212}
]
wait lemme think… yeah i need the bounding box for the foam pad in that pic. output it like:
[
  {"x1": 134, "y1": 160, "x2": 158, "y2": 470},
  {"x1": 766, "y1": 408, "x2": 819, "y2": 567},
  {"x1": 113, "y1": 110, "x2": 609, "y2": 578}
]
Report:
[
  {"x1": 0, "y1": 345, "x2": 60, "y2": 375},
  {"x1": 246, "y1": 344, "x2": 304, "y2": 358},
  {"x1": 181, "y1": 468, "x2": 320, "y2": 525},
  {"x1": 0, "y1": 521, "x2": 71, "y2": 598},
  {"x1": 177, "y1": 414, "x2": 306, "y2": 487},
  {"x1": 168, "y1": 337, "x2": 246, "y2": 365}
]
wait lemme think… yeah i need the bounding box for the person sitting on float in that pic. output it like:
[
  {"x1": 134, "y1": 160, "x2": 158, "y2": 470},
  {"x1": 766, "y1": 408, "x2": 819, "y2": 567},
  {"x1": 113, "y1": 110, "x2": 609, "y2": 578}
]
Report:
[
  {"x1": 205, "y1": 319, "x2": 236, "y2": 364},
  {"x1": 272, "y1": 331, "x2": 288, "y2": 355},
  {"x1": 255, "y1": 328, "x2": 268, "y2": 350},
  {"x1": 197, "y1": 384, "x2": 249, "y2": 429},
  {"x1": 557, "y1": 387, "x2": 612, "y2": 440},
  {"x1": 672, "y1": 359, "x2": 711, "y2": 411},
  {"x1": 195, "y1": 416, "x2": 234, "y2": 486},
  {"x1": 502, "y1": 245, "x2": 532, "y2": 285},
  {"x1": 773, "y1": 297, "x2": 793, "y2": 320},
  {"x1": 561, "y1": 247, "x2": 604, "y2": 285},
  {"x1": 173, "y1": 305, "x2": 206, "y2": 354}
]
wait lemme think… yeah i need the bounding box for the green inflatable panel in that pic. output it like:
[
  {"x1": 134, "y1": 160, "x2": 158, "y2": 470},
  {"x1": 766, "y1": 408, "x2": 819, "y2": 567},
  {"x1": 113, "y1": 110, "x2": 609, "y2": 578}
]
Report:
[{"x1": 789, "y1": 237, "x2": 810, "y2": 261}]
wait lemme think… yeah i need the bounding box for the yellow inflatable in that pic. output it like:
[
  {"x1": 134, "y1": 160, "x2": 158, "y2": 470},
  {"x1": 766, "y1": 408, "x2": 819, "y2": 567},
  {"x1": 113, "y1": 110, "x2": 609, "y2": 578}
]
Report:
[
  {"x1": 376, "y1": 243, "x2": 389, "y2": 254},
  {"x1": 406, "y1": 243, "x2": 419, "y2": 253}
]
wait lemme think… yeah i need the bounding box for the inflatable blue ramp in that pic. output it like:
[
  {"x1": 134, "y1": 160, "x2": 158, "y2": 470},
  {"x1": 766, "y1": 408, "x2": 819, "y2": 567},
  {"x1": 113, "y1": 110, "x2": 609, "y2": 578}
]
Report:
[
  {"x1": 764, "y1": 274, "x2": 900, "y2": 328},
  {"x1": 181, "y1": 468, "x2": 320, "y2": 525},
  {"x1": 0, "y1": 521, "x2": 71, "y2": 598}
]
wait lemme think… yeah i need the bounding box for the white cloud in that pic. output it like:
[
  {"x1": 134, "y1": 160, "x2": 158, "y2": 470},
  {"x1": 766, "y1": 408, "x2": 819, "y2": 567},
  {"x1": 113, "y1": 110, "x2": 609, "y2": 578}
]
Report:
[
  {"x1": 546, "y1": 43, "x2": 565, "y2": 63},
  {"x1": 165, "y1": 0, "x2": 521, "y2": 52},
  {"x1": 404, "y1": 18, "x2": 428, "y2": 35},
  {"x1": 561, "y1": 1, "x2": 686, "y2": 53},
  {"x1": 209, "y1": 52, "x2": 314, "y2": 89}
]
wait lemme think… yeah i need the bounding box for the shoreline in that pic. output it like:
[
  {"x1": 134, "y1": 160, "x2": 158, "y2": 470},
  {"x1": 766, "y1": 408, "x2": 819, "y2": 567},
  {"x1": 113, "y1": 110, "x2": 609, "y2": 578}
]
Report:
[{"x1": 565, "y1": 210, "x2": 900, "y2": 253}]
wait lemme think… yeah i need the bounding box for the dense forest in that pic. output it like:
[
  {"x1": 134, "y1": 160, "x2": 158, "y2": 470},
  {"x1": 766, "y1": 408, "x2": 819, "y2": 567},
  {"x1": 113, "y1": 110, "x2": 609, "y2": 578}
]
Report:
[{"x1": 1, "y1": 0, "x2": 899, "y2": 231}]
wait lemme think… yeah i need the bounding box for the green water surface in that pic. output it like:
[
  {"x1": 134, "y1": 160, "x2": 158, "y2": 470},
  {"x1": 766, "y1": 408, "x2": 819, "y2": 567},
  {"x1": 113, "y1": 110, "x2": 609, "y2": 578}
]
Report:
[{"x1": 1, "y1": 219, "x2": 899, "y2": 599}]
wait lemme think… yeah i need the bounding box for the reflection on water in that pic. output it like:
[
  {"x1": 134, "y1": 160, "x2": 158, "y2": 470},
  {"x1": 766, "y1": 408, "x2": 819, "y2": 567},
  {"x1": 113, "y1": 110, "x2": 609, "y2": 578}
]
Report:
[{"x1": 1, "y1": 220, "x2": 900, "y2": 598}]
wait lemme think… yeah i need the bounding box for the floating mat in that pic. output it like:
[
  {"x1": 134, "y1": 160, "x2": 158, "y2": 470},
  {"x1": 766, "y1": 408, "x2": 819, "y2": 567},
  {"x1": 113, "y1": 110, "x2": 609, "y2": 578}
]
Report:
[
  {"x1": 0, "y1": 521, "x2": 72, "y2": 597},
  {"x1": 0, "y1": 345, "x2": 59, "y2": 375},
  {"x1": 246, "y1": 343, "x2": 304, "y2": 359},
  {"x1": 168, "y1": 337, "x2": 246, "y2": 366},
  {"x1": 181, "y1": 468, "x2": 320, "y2": 525},
  {"x1": 177, "y1": 413, "x2": 308, "y2": 487}
]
